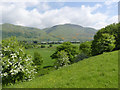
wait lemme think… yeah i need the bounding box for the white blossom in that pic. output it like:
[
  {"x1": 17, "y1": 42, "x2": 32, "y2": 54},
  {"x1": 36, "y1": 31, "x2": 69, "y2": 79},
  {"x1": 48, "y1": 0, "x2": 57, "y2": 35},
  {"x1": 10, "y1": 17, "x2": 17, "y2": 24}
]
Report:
[{"x1": 4, "y1": 72, "x2": 7, "y2": 76}]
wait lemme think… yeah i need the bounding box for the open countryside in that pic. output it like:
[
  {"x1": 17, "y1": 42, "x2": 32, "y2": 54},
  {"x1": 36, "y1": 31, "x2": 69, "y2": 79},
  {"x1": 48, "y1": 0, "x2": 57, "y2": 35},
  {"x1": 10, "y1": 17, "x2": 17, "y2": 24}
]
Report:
[{"x1": 1, "y1": 1, "x2": 119, "y2": 89}]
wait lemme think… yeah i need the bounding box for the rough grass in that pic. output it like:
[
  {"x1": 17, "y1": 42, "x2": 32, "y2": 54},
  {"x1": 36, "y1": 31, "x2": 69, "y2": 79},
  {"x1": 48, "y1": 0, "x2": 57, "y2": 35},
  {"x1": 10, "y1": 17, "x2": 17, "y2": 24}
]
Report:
[{"x1": 4, "y1": 50, "x2": 119, "y2": 88}]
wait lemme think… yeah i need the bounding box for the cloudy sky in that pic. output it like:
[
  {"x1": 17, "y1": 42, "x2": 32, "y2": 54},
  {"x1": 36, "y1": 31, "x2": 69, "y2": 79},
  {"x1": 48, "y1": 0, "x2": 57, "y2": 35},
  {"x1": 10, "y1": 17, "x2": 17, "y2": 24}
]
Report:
[{"x1": 0, "y1": 0, "x2": 119, "y2": 29}]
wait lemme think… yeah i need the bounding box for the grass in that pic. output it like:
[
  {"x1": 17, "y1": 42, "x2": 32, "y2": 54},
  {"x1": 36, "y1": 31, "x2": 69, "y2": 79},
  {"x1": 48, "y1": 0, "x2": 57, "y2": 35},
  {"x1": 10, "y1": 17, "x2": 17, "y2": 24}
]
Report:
[
  {"x1": 4, "y1": 50, "x2": 119, "y2": 88},
  {"x1": 25, "y1": 47, "x2": 56, "y2": 67},
  {"x1": 25, "y1": 44, "x2": 80, "y2": 67},
  {"x1": 0, "y1": 85, "x2": 2, "y2": 90}
]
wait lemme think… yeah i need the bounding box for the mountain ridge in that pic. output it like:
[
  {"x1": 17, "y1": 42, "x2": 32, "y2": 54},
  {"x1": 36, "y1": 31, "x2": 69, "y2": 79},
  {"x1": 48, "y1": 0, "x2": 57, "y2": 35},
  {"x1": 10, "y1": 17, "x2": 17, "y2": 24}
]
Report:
[{"x1": 1, "y1": 23, "x2": 97, "y2": 41}]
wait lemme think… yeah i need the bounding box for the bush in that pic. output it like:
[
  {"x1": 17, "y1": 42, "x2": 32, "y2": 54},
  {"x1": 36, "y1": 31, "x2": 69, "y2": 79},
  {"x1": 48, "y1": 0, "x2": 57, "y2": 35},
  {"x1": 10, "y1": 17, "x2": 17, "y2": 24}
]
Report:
[
  {"x1": 91, "y1": 23, "x2": 120, "y2": 52},
  {"x1": 73, "y1": 53, "x2": 89, "y2": 63},
  {"x1": 1, "y1": 37, "x2": 36, "y2": 85},
  {"x1": 36, "y1": 66, "x2": 55, "y2": 76},
  {"x1": 116, "y1": 23, "x2": 120, "y2": 49},
  {"x1": 41, "y1": 45, "x2": 45, "y2": 48},
  {"x1": 79, "y1": 41, "x2": 92, "y2": 56},
  {"x1": 92, "y1": 33, "x2": 116, "y2": 55},
  {"x1": 54, "y1": 50, "x2": 70, "y2": 69},
  {"x1": 24, "y1": 44, "x2": 33, "y2": 49},
  {"x1": 49, "y1": 44, "x2": 52, "y2": 47},
  {"x1": 33, "y1": 52, "x2": 43, "y2": 71},
  {"x1": 51, "y1": 42, "x2": 78, "y2": 64}
]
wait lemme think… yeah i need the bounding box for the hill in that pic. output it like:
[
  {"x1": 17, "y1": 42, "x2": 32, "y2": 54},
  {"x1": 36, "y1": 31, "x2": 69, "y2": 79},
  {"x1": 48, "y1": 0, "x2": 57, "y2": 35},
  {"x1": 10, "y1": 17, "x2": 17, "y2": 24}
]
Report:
[
  {"x1": 1, "y1": 23, "x2": 97, "y2": 41},
  {"x1": 5, "y1": 50, "x2": 118, "y2": 88},
  {"x1": 1, "y1": 23, "x2": 56, "y2": 41},
  {"x1": 44, "y1": 24, "x2": 97, "y2": 41}
]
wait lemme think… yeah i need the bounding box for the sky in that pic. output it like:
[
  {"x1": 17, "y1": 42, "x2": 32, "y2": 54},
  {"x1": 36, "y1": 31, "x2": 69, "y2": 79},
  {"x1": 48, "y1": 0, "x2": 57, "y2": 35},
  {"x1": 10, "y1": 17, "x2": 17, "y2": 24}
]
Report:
[{"x1": 0, "y1": 0, "x2": 119, "y2": 30}]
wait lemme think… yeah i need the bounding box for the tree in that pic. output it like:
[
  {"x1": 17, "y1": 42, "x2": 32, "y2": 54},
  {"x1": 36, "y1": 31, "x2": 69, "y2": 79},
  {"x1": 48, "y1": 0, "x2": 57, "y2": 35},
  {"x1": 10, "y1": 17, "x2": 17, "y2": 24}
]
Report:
[
  {"x1": 79, "y1": 41, "x2": 92, "y2": 56},
  {"x1": 1, "y1": 37, "x2": 36, "y2": 85},
  {"x1": 49, "y1": 44, "x2": 52, "y2": 47},
  {"x1": 93, "y1": 23, "x2": 119, "y2": 50},
  {"x1": 73, "y1": 53, "x2": 88, "y2": 63},
  {"x1": 41, "y1": 45, "x2": 45, "y2": 48},
  {"x1": 116, "y1": 22, "x2": 120, "y2": 49},
  {"x1": 51, "y1": 42, "x2": 78, "y2": 64},
  {"x1": 33, "y1": 52, "x2": 43, "y2": 70},
  {"x1": 54, "y1": 50, "x2": 70, "y2": 69},
  {"x1": 91, "y1": 33, "x2": 116, "y2": 55}
]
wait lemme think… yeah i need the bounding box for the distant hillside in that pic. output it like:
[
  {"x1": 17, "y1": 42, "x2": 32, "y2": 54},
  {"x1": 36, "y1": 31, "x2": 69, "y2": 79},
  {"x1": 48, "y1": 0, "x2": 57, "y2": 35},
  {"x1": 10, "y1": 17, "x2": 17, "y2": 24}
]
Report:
[
  {"x1": 1, "y1": 23, "x2": 57, "y2": 41},
  {"x1": 1, "y1": 23, "x2": 97, "y2": 41},
  {"x1": 44, "y1": 24, "x2": 97, "y2": 41}
]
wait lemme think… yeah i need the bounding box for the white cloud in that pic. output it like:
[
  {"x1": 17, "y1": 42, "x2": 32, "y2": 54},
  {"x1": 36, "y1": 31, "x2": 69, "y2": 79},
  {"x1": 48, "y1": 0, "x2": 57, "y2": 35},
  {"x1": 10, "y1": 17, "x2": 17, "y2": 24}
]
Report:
[
  {"x1": 107, "y1": 15, "x2": 118, "y2": 23},
  {"x1": 104, "y1": 0, "x2": 119, "y2": 6},
  {"x1": 0, "y1": 2, "x2": 118, "y2": 30},
  {"x1": 29, "y1": 2, "x2": 51, "y2": 12}
]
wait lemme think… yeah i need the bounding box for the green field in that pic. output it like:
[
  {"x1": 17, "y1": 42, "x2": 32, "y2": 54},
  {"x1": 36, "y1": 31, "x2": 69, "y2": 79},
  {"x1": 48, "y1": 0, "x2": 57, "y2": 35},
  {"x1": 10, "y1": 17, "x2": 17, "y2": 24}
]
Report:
[
  {"x1": 4, "y1": 50, "x2": 119, "y2": 88},
  {"x1": 25, "y1": 44, "x2": 80, "y2": 67},
  {"x1": 25, "y1": 47, "x2": 56, "y2": 67}
]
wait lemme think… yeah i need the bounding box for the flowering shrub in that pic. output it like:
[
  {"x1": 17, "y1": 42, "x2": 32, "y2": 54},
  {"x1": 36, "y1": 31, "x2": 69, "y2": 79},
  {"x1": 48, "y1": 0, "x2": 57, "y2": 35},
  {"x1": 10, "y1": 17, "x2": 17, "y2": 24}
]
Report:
[
  {"x1": 1, "y1": 37, "x2": 36, "y2": 85},
  {"x1": 54, "y1": 50, "x2": 70, "y2": 69}
]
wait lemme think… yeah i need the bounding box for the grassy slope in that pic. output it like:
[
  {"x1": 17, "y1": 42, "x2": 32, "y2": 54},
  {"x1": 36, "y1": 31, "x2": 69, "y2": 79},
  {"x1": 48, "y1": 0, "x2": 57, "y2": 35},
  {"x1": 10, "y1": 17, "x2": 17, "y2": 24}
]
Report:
[{"x1": 5, "y1": 50, "x2": 118, "y2": 88}]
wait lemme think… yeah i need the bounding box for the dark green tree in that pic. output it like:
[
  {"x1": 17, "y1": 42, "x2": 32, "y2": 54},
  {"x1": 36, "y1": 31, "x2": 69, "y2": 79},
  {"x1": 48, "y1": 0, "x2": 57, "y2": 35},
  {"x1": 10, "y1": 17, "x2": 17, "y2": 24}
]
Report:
[
  {"x1": 33, "y1": 52, "x2": 43, "y2": 65},
  {"x1": 41, "y1": 45, "x2": 45, "y2": 48},
  {"x1": 79, "y1": 41, "x2": 92, "y2": 56},
  {"x1": 92, "y1": 33, "x2": 116, "y2": 55},
  {"x1": 93, "y1": 23, "x2": 119, "y2": 50},
  {"x1": 91, "y1": 23, "x2": 120, "y2": 55},
  {"x1": 116, "y1": 22, "x2": 120, "y2": 49},
  {"x1": 33, "y1": 52, "x2": 43, "y2": 70},
  {"x1": 49, "y1": 44, "x2": 53, "y2": 47},
  {"x1": 51, "y1": 42, "x2": 78, "y2": 64}
]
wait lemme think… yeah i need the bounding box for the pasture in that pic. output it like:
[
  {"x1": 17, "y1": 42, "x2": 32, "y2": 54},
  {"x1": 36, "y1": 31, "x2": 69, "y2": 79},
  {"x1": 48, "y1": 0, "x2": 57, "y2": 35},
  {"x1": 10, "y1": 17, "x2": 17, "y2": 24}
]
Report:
[
  {"x1": 4, "y1": 50, "x2": 119, "y2": 88},
  {"x1": 25, "y1": 44, "x2": 80, "y2": 67}
]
